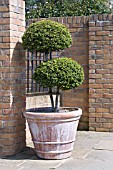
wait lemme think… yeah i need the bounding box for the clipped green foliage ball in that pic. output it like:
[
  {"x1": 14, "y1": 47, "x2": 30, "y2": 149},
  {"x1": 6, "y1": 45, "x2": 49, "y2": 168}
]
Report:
[
  {"x1": 22, "y1": 20, "x2": 72, "y2": 53},
  {"x1": 33, "y1": 57, "x2": 84, "y2": 90}
]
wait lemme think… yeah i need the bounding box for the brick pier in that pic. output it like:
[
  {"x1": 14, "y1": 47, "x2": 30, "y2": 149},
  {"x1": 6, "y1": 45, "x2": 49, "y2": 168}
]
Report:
[{"x1": 0, "y1": 0, "x2": 26, "y2": 157}]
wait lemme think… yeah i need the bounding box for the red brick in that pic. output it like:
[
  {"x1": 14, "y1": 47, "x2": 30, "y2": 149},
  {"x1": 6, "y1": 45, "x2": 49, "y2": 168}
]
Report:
[
  {"x1": 89, "y1": 74, "x2": 102, "y2": 79},
  {"x1": 96, "y1": 31, "x2": 110, "y2": 36},
  {"x1": 103, "y1": 94, "x2": 113, "y2": 98},
  {"x1": 89, "y1": 27, "x2": 102, "y2": 31},
  {"x1": 103, "y1": 84, "x2": 113, "y2": 88},
  {"x1": 3, "y1": 13, "x2": 10, "y2": 18},
  {"x1": 89, "y1": 84, "x2": 103, "y2": 88},
  {"x1": 0, "y1": 6, "x2": 9, "y2": 12},
  {"x1": 89, "y1": 93, "x2": 103, "y2": 98},
  {"x1": 96, "y1": 108, "x2": 109, "y2": 113},
  {"x1": 96, "y1": 128, "x2": 110, "y2": 132},
  {"x1": 0, "y1": 55, "x2": 9, "y2": 60},
  {"x1": 96, "y1": 69, "x2": 110, "y2": 74},
  {"x1": 89, "y1": 36, "x2": 102, "y2": 41}
]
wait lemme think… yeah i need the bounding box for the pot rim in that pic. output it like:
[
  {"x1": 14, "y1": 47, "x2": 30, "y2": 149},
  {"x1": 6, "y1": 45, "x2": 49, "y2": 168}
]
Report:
[{"x1": 23, "y1": 107, "x2": 82, "y2": 120}]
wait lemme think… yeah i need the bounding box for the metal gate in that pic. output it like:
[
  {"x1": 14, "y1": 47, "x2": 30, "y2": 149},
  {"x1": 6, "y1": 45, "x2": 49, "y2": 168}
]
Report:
[{"x1": 26, "y1": 51, "x2": 60, "y2": 93}]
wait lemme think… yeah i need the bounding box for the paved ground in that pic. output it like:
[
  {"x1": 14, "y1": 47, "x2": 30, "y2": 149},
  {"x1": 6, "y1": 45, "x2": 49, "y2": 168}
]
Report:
[{"x1": 0, "y1": 131, "x2": 113, "y2": 170}]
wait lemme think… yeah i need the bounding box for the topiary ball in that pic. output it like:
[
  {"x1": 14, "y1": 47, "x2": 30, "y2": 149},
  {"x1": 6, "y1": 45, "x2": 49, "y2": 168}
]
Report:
[
  {"x1": 33, "y1": 57, "x2": 84, "y2": 90},
  {"x1": 22, "y1": 20, "x2": 72, "y2": 53}
]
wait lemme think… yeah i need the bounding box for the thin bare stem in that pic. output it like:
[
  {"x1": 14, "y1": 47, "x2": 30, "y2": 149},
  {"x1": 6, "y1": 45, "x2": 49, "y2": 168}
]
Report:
[
  {"x1": 55, "y1": 87, "x2": 59, "y2": 112},
  {"x1": 49, "y1": 87, "x2": 54, "y2": 112}
]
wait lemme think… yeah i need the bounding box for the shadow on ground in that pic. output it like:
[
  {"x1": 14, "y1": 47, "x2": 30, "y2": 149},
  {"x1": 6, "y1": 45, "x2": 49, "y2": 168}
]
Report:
[{"x1": 2, "y1": 147, "x2": 37, "y2": 160}]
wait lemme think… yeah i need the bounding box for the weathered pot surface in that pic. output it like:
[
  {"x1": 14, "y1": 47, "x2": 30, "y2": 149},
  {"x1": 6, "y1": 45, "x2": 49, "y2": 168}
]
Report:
[{"x1": 24, "y1": 107, "x2": 82, "y2": 160}]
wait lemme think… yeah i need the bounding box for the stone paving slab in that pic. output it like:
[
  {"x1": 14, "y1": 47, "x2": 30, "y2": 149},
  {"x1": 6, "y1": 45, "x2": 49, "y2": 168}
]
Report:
[
  {"x1": 20, "y1": 159, "x2": 65, "y2": 170},
  {"x1": 84, "y1": 149, "x2": 113, "y2": 161},
  {"x1": 56, "y1": 158, "x2": 113, "y2": 170},
  {"x1": 0, "y1": 131, "x2": 113, "y2": 170},
  {"x1": 94, "y1": 140, "x2": 113, "y2": 151}
]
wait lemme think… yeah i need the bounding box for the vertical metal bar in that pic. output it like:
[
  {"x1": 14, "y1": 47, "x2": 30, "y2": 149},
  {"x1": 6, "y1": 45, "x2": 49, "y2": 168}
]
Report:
[
  {"x1": 36, "y1": 51, "x2": 38, "y2": 67},
  {"x1": 35, "y1": 51, "x2": 38, "y2": 92},
  {"x1": 45, "y1": 52, "x2": 48, "y2": 61},
  {"x1": 42, "y1": 53, "x2": 44, "y2": 63},
  {"x1": 39, "y1": 52, "x2": 41, "y2": 65},
  {"x1": 50, "y1": 52, "x2": 52, "y2": 59},
  {"x1": 27, "y1": 51, "x2": 29, "y2": 93},
  {"x1": 31, "y1": 52, "x2": 34, "y2": 92},
  {"x1": 38, "y1": 53, "x2": 41, "y2": 92}
]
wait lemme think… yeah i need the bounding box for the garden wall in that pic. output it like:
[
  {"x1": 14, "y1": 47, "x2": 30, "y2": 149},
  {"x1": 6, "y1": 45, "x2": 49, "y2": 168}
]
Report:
[
  {"x1": 89, "y1": 15, "x2": 113, "y2": 132},
  {"x1": 0, "y1": 0, "x2": 26, "y2": 157},
  {"x1": 27, "y1": 14, "x2": 113, "y2": 132}
]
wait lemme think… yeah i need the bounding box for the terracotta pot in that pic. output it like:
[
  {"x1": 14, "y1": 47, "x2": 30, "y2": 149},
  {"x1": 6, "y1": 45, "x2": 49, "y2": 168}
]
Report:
[{"x1": 24, "y1": 107, "x2": 82, "y2": 160}]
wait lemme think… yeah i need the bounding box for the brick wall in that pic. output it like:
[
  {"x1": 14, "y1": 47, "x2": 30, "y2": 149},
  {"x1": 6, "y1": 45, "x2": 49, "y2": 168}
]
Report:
[
  {"x1": 27, "y1": 15, "x2": 113, "y2": 132},
  {"x1": 60, "y1": 17, "x2": 89, "y2": 130},
  {"x1": 89, "y1": 14, "x2": 113, "y2": 132},
  {"x1": 0, "y1": 0, "x2": 26, "y2": 157}
]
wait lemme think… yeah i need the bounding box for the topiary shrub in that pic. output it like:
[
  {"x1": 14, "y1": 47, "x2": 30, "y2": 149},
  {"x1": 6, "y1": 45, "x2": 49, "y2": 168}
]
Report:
[
  {"x1": 22, "y1": 20, "x2": 72, "y2": 53},
  {"x1": 33, "y1": 57, "x2": 84, "y2": 112},
  {"x1": 22, "y1": 19, "x2": 84, "y2": 112}
]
